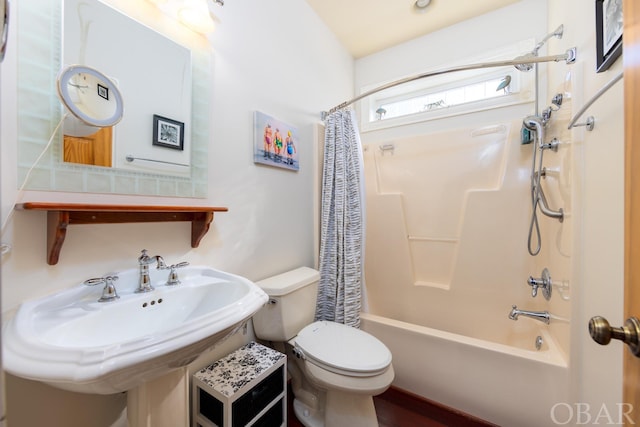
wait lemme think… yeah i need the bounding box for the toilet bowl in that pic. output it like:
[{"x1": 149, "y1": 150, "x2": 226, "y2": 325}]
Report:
[{"x1": 253, "y1": 267, "x2": 394, "y2": 427}]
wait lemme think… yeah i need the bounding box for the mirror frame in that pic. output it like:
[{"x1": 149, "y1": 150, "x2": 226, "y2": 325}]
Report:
[{"x1": 17, "y1": 1, "x2": 209, "y2": 198}]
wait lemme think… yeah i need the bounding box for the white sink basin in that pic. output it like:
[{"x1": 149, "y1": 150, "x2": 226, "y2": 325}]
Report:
[{"x1": 2, "y1": 266, "x2": 268, "y2": 394}]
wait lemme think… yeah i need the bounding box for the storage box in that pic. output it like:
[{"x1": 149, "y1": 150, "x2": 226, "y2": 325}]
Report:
[{"x1": 192, "y1": 341, "x2": 286, "y2": 427}]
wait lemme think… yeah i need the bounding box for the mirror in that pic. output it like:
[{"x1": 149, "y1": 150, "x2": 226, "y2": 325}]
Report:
[
  {"x1": 57, "y1": 65, "x2": 123, "y2": 167},
  {"x1": 16, "y1": 0, "x2": 209, "y2": 197},
  {"x1": 63, "y1": 0, "x2": 192, "y2": 177},
  {"x1": 57, "y1": 65, "x2": 124, "y2": 131},
  {"x1": 57, "y1": 64, "x2": 124, "y2": 167}
]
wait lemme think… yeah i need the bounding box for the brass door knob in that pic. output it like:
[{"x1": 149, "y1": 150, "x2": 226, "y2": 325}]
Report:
[{"x1": 588, "y1": 316, "x2": 640, "y2": 357}]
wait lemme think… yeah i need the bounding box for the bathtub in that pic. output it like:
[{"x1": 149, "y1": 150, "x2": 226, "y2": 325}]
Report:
[
  {"x1": 361, "y1": 312, "x2": 569, "y2": 427},
  {"x1": 360, "y1": 120, "x2": 572, "y2": 426}
]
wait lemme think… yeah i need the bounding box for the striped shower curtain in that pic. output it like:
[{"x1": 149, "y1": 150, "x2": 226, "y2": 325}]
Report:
[{"x1": 315, "y1": 109, "x2": 366, "y2": 328}]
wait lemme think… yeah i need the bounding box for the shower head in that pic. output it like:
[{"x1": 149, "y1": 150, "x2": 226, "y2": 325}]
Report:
[
  {"x1": 514, "y1": 53, "x2": 536, "y2": 72},
  {"x1": 523, "y1": 115, "x2": 544, "y2": 131}
]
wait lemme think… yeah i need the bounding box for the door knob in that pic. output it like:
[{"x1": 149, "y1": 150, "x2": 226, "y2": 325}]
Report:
[{"x1": 588, "y1": 315, "x2": 640, "y2": 357}]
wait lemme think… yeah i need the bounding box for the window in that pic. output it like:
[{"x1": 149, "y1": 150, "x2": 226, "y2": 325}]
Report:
[
  {"x1": 361, "y1": 64, "x2": 534, "y2": 131},
  {"x1": 374, "y1": 75, "x2": 512, "y2": 121}
]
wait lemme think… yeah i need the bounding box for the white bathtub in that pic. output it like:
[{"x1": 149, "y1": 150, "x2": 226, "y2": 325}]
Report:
[
  {"x1": 361, "y1": 312, "x2": 569, "y2": 427},
  {"x1": 360, "y1": 120, "x2": 572, "y2": 426}
]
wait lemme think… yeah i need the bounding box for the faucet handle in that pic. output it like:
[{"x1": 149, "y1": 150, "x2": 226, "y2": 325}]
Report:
[
  {"x1": 164, "y1": 262, "x2": 189, "y2": 286},
  {"x1": 84, "y1": 275, "x2": 120, "y2": 302},
  {"x1": 84, "y1": 275, "x2": 119, "y2": 286},
  {"x1": 526, "y1": 268, "x2": 552, "y2": 300},
  {"x1": 527, "y1": 276, "x2": 540, "y2": 297}
]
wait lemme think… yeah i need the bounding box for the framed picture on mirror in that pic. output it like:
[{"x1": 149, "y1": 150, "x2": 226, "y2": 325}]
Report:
[
  {"x1": 596, "y1": 0, "x2": 623, "y2": 73},
  {"x1": 97, "y1": 83, "x2": 109, "y2": 100},
  {"x1": 152, "y1": 114, "x2": 184, "y2": 150}
]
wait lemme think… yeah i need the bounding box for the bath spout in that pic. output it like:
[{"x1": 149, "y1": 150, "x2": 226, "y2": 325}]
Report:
[{"x1": 509, "y1": 305, "x2": 550, "y2": 324}]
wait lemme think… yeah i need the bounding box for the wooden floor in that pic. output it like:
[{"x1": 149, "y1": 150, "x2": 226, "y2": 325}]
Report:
[{"x1": 287, "y1": 385, "x2": 497, "y2": 427}]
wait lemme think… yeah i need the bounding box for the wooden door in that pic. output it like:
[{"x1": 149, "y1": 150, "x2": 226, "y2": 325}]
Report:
[
  {"x1": 63, "y1": 126, "x2": 112, "y2": 167},
  {"x1": 624, "y1": 0, "x2": 640, "y2": 423}
]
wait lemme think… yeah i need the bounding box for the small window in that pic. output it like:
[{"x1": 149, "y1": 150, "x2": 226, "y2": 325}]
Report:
[
  {"x1": 374, "y1": 74, "x2": 512, "y2": 121},
  {"x1": 361, "y1": 63, "x2": 534, "y2": 131}
]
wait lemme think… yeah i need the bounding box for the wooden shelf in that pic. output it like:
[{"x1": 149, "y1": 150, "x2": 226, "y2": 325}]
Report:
[{"x1": 15, "y1": 203, "x2": 228, "y2": 265}]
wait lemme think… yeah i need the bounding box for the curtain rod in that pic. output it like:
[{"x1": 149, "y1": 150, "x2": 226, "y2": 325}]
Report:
[
  {"x1": 321, "y1": 48, "x2": 577, "y2": 120},
  {"x1": 567, "y1": 71, "x2": 623, "y2": 130}
]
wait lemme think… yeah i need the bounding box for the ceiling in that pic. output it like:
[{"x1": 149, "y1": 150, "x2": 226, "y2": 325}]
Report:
[{"x1": 306, "y1": 0, "x2": 521, "y2": 58}]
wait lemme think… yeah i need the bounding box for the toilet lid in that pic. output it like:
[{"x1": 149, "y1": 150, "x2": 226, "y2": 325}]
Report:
[{"x1": 295, "y1": 321, "x2": 392, "y2": 375}]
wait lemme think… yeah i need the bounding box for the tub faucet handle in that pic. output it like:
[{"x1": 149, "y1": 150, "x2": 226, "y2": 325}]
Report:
[
  {"x1": 527, "y1": 268, "x2": 552, "y2": 300},
  {"x1": 528, "y1": 278, "x2": 540, "y2": 297}
]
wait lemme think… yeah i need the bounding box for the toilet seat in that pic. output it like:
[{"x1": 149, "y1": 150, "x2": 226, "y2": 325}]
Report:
[{"x1": 294, "y1": 321, "x2": 392, "y2": 377}]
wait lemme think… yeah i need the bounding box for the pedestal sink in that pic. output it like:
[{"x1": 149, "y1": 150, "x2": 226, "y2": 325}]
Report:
[{"x1": 2, "y1": 266, "x2": 268, "y2": 394}]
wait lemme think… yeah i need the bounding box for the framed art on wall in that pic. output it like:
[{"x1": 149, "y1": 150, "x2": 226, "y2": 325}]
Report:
[
  {"x1": 596, "y1": 0, "x2": 623, "y2": 72},
  {"x1": 253, "y1": 111, "x2": 299, "y2": 171}
]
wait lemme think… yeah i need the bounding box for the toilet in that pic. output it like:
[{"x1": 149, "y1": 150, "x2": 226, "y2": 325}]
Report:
[{"x1": 253, "y1": 267, "x2": 394, "y2": 427}]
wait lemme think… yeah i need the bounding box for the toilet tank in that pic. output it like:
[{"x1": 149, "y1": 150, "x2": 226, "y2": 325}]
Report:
[{"x1": 253, "y1": 267, "x2": 320, "y2": 342}]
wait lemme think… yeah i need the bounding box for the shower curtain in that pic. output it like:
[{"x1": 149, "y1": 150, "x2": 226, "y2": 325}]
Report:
[{"x1": 315, "y1": 109, "x2": 366, "y2": 328}]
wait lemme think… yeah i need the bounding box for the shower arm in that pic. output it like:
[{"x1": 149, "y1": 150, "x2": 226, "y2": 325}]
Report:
[
  {"x1": 532, "y1": 24, "x2": 565, "y2": 56},
  {"x1": 321, "y1": 48, "x2": 577, "y2": 118}
]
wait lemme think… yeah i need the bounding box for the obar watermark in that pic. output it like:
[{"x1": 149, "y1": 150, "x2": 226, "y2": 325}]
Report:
[{"x1": 550, "y1": 403, "x2": 635, "y2": 425}]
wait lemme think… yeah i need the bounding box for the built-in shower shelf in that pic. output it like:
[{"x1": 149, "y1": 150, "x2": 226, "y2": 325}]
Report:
[{"x1": 15, "y1": 202, "x2": 229, "y2": 265}]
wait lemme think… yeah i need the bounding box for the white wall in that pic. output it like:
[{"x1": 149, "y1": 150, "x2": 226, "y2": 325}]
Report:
[{"x1": 0, "y1": 0, "x2": 352, "y2": 426}]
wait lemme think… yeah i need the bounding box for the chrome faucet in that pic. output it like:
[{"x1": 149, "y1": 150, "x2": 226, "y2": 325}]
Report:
[
  {"x1": 164, "y1": 261, "x2": 190, "y2": 286},
  {"x1": 509, "y1": 305, "x2": 550, "y2": 324},
  {"x1": 527, "y1": 268, "x2": 552, "y2": 300},
  {"x1": 137, "y1": 249, "x2": 166, "y2": 293}
]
